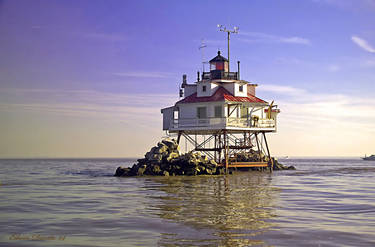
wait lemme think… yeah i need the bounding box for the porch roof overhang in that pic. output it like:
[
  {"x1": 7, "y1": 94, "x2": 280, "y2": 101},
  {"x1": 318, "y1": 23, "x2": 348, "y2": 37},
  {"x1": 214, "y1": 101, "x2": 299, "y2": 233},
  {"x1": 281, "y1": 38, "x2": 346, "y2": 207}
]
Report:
[{"x1": 160, "y1": 105, "x2": 177, "y2": 113}]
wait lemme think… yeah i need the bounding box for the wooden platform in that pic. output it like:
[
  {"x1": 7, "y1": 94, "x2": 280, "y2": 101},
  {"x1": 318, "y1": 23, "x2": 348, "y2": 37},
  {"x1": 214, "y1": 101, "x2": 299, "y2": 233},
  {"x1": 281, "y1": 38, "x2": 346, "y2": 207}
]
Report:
[{"x1": 228, "y1": 162, "x2": 268, "y2": 168}]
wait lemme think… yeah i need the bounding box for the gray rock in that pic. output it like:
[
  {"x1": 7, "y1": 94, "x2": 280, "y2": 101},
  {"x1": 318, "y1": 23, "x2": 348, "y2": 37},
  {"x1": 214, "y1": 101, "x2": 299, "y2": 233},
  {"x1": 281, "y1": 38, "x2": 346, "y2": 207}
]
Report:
[
  {"x1": 215, "y1": 167, "x2": 225, "y2": 175},
  {"x1": 150, "y1": 154, "x2": 163, "y2": 163},
  {"x1": 209, "y1": 160, "x2": 218, "y2": 166},
  {"x1": 137, "y1": 165, "x2": 146, "y2": 176},
  {"x1": 157, "y1": 143, "x2": 168, "y2": 154},
  {"x1": 185, "y1": 169, "x2": 197, "y2": 176},
  {"x1": 144, "y1": 151, "x2": 151, "y2": 160},
  {"x1": 162, "y1": 138, "x2": 175, "y2": 148},
  {"x1": 166, "y1": 152, "x2": 179, "y2": 162},
  {"x1": 150, "y1": 165, "x2": 161, "y2": 175},
  {"x1": 137, "y1": 158, "x2": 147, "y2": 164},
  {"x1": 114, "y1": 166, "x2": 131, "y2": 177},
  {"x1": 206, "y1": 168, "x2": 212, "y2": 175}
]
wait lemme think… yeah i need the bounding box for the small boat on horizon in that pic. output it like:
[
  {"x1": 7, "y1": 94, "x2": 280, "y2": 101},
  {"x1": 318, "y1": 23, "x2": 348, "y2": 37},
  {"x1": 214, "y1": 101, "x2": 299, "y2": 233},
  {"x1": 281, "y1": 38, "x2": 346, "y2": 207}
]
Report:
[{"x1": 362, "y1": 154, "x2": 375, "y2": 161}]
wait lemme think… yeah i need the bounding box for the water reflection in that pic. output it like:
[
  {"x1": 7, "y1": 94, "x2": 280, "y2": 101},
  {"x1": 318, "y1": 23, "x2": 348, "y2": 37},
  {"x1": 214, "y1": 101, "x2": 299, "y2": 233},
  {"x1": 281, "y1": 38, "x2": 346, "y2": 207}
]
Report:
[{"x1": 145, "y1": 172, "x2": 280, "y2": 246}]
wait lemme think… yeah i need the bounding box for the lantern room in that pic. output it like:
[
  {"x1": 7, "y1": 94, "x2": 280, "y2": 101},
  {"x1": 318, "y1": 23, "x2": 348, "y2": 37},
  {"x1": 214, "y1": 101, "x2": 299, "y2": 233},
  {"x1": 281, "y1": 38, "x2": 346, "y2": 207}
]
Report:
[
  {"x1": 209, "y1": 51, "x2": 228, "y2": 72},
  {"x1": 203, "y1": 51, "x2": 237, "y2": 80}
]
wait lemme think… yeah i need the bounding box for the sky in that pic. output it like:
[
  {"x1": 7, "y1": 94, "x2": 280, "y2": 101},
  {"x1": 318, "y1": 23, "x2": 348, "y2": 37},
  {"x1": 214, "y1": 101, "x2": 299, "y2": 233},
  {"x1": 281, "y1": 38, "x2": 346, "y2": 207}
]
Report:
[{"x1": 0, "y1": 0, "x2": 374, "y2": 158}]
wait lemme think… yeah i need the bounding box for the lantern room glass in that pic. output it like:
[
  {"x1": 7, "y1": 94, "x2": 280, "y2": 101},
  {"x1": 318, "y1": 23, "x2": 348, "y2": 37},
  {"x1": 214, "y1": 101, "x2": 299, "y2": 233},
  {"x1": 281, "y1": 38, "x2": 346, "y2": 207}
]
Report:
[
  {"x1": 210, "y1": 61, "x2": 228, "y2": 71},
  {"x1": 210, "y1": 63, "x2": 216, "y2": 71}
]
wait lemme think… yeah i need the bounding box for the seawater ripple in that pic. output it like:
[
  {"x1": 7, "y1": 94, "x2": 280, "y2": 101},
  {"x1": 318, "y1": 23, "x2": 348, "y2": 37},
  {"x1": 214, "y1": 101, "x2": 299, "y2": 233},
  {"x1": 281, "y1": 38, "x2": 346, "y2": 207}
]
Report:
[{"x1": 0, "y1": 158, "x2": 375, "y2": 246}]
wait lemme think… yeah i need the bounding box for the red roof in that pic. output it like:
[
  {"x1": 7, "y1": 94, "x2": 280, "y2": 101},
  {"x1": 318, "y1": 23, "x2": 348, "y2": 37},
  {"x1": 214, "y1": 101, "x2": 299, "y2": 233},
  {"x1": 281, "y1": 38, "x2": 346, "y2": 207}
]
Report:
[{"x1": 176, "y1": 86, "x2": 267, "y2": 104}]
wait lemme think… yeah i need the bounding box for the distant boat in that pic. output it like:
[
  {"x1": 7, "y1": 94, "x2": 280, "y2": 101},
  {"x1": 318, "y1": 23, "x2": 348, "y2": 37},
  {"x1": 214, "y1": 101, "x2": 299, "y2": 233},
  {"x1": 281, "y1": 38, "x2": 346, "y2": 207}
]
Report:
[{"x1": 362, "y1": 154, "x2": 375, "y2": 161}]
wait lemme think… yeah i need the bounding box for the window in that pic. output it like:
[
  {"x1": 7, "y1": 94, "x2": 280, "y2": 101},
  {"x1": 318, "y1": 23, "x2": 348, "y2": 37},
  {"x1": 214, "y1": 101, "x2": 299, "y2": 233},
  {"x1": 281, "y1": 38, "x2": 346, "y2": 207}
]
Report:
[
  {"x1": 239, "y1": 85, "x2": 243, "y2": 92},
  {"x1": 241, "y1": 106, "x2": 248, "y2": 118},
  {"x1": 216, "y1": 62, "x2": 224, "y2": 70},
  {"x1": 197, "y1": 107, "x2": 207, "y2": 119},
  {"x1": 202, "y1": 85, "x2": 206, "y2": 92},
  {"x1": 214, "y1": 106, "x2": 222, "y2": 118},
  {"x1": 173, "y1": 109, "x2": 179, "y2": 119}
]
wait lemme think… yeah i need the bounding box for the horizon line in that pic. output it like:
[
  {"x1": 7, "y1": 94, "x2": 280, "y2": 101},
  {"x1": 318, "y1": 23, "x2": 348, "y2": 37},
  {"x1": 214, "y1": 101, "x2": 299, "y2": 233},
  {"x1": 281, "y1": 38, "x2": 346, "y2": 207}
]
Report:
[{"x1": 0, "y1": 156, "x2": 366, "y2": 160}]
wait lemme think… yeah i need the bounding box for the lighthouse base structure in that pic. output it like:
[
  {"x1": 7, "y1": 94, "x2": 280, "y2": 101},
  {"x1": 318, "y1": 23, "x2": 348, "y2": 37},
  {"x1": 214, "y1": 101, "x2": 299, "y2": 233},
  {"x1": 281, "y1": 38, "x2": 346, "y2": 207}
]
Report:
[{"x1": 171, "y1": 129, "x2": 274, "y2": 173}]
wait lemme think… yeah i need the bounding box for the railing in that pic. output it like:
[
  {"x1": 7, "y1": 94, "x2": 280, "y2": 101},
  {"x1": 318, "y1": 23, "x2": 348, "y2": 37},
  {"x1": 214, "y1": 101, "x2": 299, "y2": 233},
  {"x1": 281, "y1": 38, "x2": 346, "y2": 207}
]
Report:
[
  {"x1": 170, "y1": 117, "x2": 275, "y2": 129},
  {"x1": 257, "y1": 119, "x2": 275, "y2": 128},
  {"x1": 202, "y1": 71, "x2": 238, "y2": 80},
  {"x1": 171, "y1": 118, "x2": 226, "y2": 129},
  {"x1": 226, "y1": 118, "x2": 249, "y2": 127}
]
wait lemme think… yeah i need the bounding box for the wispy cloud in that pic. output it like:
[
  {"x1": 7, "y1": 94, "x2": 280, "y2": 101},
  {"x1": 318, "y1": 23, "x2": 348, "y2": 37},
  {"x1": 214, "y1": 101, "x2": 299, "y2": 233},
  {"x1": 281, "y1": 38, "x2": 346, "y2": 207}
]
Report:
[
  {"x1": 363, "y1": 59, "x2": 375, "y2": 67},
  {"x1": 0, "y1": 88, "x2": 178, "y2": 126},
  {"x1": 239, "y1": 32, "x2": 311, "y2": 45},
  {"x1": 259, "y1": 83, "x2": 375, "y2": 123},
  {"x1": 328, "y1": 64, "x2": 340, "y2": 72},
  {"x1": 201, "y1": 39, "x2": 226, "y2": 46},
  {"x1": 351, "y1": 36, "x2": 375, "y2": 53},
  {"x1": 82, "y1": 32, "x2": 128, "y2": 42},
  {"x1": 113, "y1": 71, "x2": 175, "y2": 78},
  {"x1": 281, "y1": 37, "x2": 311, "y2": 45},
  {"x1": 259, "y1": 83, "x2": 375, "y2": 155},
  {"x1": 258, "y1": 84, "x2": 306, "y2": 95},
  {"x1": 312, "y1": 0, "x2": 375, "y2": 11}
]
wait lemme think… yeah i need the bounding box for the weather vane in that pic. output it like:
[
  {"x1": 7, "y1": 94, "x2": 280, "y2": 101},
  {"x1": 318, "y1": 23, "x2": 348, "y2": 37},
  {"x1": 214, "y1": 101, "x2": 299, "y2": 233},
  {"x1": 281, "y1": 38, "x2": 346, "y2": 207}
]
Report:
[
  {"x1": 199, "y1": 39, "x2": 208, "y2": 73},
  {"x1": 217, "y1": 25, "x2": 239, "y2": 71}
]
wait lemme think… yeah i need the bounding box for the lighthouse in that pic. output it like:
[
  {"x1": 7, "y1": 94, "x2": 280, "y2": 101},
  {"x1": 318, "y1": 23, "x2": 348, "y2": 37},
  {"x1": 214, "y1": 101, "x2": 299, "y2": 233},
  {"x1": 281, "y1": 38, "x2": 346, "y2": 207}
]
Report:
[{"x1": 161, "y1": 50, "x2": 280, "y2": 172}]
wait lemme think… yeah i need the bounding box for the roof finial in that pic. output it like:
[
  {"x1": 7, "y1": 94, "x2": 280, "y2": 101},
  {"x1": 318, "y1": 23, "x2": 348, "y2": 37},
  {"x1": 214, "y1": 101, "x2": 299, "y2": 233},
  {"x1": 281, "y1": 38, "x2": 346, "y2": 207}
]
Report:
[{"x1": 218, "y1": 50, "x2": 221, "y2": 56}]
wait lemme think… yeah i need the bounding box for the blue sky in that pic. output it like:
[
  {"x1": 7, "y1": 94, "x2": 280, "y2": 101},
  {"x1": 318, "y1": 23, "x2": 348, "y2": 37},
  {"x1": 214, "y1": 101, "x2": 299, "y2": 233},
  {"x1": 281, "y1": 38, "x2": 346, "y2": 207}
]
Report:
[{"x1": 0, "y1": 0, "x2": 374, "y2": 157}]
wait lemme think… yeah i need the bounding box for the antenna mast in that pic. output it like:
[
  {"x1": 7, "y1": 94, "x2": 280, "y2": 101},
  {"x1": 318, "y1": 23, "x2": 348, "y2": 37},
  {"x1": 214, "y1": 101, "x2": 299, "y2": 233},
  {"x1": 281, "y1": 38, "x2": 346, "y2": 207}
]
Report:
[
  {"x1": 217, "y1": 25, "x2": 239, "y2": 72},
  {"x1": 199, "y1": 39, "x2": 208, "y2": 73}
]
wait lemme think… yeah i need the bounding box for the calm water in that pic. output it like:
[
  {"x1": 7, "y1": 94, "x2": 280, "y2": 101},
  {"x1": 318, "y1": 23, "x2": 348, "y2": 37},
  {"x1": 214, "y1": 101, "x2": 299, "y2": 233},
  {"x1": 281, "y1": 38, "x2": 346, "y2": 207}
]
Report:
[{"x1": 0, "y1": 158, "x2": 375, "y2": 246}]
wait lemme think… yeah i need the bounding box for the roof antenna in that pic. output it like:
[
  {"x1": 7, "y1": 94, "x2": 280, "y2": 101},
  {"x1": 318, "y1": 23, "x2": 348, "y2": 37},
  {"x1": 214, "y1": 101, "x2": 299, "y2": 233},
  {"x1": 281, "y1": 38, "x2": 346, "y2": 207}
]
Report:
[
  {"x1": 199, "y1": 39, "x2": 208, "y2": 73},
  {"x1": 217, "y1": 25, "x2": 239, "y2": 72}
]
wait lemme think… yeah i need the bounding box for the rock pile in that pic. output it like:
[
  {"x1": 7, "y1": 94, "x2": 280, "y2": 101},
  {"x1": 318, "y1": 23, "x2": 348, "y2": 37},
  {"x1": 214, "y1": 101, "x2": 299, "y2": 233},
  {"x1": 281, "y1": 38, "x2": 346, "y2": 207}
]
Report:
[
  {"x1": 234, "y1": 150, "x2": 265, "y2": 162},
  {"x1": 114, "y1": 138, "x2": 295, "y2": 177},
  {"x1": 115, "y1": 138, "x2": 225, "y2": 177},
  {"x1": 272, "y1": 158, "x2": 296, "y2": 170},
  {"x1": 234, "y1": 151, "x2": 295, "y2": 170}
]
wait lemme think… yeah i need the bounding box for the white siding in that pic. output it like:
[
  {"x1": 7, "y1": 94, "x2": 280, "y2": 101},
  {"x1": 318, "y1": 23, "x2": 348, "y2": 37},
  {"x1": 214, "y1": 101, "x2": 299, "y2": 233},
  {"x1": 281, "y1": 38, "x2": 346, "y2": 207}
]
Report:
[
  {"x1": 207, "y1": 103, "x2": 216, "y2": 117},
  {"x1": 161, "y1": 106, "x2": 174, "y2": 130},
  {"x1": 222, "y1": 82, "x2": 248, "y2": 97},
  {"x1": 196, "y1": 81, "x2": 219, "y2": 97},
  {"x1": 178, "y1": 102, "x2": 225, "y2": 119},
  {"x1": 234, "y1": 83, "x2": 247, "y2": 97},
  {"x1": 210, "y1": 83, "x2": 218, "y2": 96},
  {"x1": 184, "y1": 84, "x2": 197, "y2": 97},
  {"x1": 197, "y1": 81, "x2": 210, "y2": 97},
  {"x1": 197, "y1": 81, "x2": 217, "y2": 97},
  {"x1": 179, "y1": 104, "x2": 196, "y2": 118},
  {"x1": 247, "y1": 84, "x2": 256, "y2": 96},
  {"x1": 250, "y1": 107, "x2": 263, "y2": 119},
  {"x1": 222, "y1": 83, "x2": 235, "y2": 95}
]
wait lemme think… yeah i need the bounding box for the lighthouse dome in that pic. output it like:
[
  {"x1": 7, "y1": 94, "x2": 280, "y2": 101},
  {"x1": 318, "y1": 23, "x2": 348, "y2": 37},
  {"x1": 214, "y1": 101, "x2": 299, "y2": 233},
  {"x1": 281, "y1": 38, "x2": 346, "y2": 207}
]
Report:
[{"x1": 209, "y1": 51, "x2": 228, "y2": 72}]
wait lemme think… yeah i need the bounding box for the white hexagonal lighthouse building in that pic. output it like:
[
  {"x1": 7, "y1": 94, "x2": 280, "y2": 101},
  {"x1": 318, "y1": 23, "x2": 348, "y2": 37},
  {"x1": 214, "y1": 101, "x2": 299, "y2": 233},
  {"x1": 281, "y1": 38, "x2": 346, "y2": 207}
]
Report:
[{"x1": 161, "y1": 50, "x2": 280, "y2": 172}]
